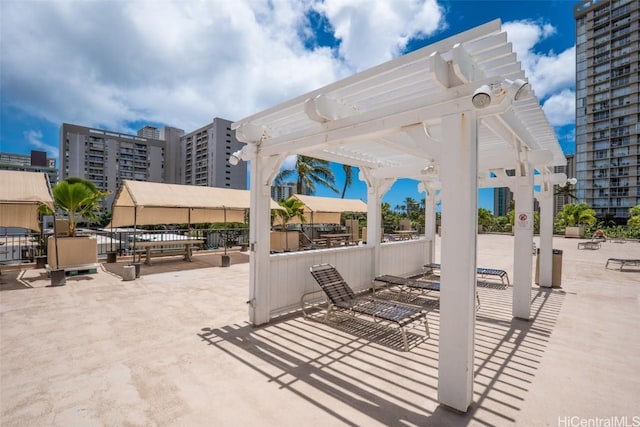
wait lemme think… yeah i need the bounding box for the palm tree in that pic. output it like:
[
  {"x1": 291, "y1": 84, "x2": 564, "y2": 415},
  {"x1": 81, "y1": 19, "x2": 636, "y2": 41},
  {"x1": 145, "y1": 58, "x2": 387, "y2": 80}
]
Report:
[
  {"x1": 40, "y1": 177, "x2": 111, "y2": 237},
  {"x1": 341, "y1": 164, "x2": 354, "y2": 198},
  {"x1": 273, "y1": 198, "x2": 306, "y2": 251},
  {"x1": 274, "y1": 156, "x2": 338, "y2": 195},
  {"x1": 273, "y1": 198, "x2": 306, "y2": 228},
  {"x1": 554, "y1": 182, "x2": 577, "y2": 202}
]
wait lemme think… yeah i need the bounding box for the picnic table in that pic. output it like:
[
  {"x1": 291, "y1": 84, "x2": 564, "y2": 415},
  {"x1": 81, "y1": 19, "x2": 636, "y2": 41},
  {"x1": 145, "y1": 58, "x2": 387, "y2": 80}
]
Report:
[
  {"x1": 318, "y1": 233, "x2": 353, "y2": 247},
  {"x1": 133, "y1": 239, "x2": 204, "y2": 265},
  {"x1": 395, "y1": 230, "x2": 417, "y2": 239}
]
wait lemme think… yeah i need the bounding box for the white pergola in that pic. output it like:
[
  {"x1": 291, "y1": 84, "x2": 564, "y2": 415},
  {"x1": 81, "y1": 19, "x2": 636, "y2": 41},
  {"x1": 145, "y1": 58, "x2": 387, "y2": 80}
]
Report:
[{"x1": 231, "y1": 20, "x2": 566, "y2": 412}]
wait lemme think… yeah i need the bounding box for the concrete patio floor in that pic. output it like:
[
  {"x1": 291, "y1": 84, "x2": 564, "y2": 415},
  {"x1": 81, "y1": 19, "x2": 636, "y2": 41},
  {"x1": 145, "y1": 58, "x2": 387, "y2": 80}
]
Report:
[{"x1": 1, "y1": 234, "x2": 639, "y2": 426}]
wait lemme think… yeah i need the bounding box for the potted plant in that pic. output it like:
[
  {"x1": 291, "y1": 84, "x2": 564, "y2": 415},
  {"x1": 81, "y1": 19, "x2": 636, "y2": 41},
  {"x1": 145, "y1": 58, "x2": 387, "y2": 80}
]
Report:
[
  {"x1": 40, "y1": 178, "x2": 111, "y2": 273},
  {"x1": 554, "y1": 203, "x2": 597, "y2": 238},
  {"x1": 271, "y1": 198, "x2": 306, "y2": 251}
]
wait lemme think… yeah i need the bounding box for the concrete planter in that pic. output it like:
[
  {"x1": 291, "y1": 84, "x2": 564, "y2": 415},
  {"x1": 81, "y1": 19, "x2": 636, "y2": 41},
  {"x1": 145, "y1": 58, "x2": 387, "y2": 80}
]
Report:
[
  {"x1": 270, "y1": 231, "x2": 299, "y2": 252},
  {"x1": 47, "y1": 236, "x2": 98, "y2": 269},
  {"x1": 565, "y1": 226, "x2": 584, "y2": 238}
]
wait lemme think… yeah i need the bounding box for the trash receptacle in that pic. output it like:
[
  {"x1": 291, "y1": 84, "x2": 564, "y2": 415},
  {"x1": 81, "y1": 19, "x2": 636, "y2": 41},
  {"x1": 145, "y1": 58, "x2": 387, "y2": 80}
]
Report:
[
  {"x1": 107, "y1": 251, "x2": 117, "y2": 263},
  {"x1": 131, "y1": 262, "x2": 141, "y2": 278},
  {"x1": 535, "y1": 248, "x2": 563, "y2": 287}
]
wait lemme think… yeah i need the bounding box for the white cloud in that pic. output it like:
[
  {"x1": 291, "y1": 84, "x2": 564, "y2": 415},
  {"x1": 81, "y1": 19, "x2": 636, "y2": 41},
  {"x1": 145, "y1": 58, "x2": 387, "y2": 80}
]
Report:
[
  {"x1": 24, "y1": 130, "x2": 59, "y2": 158},
  {"x1": 282, "y1": 155, "x2": 298, "y2": 170},
  {"x1": 0, "y1": 0, "x2": 445, "y2": 143},
  {"x1": 0, "y1": 0, "x2": 347, "y2": 134},
  {"x1": 503, "y1": 20, "x2": 576, "y2": 100},
  {"x1": 315, "y1": 0, "x2": 444, "y2": 70},
  {"x1": 542, "y1": 89, "x2": 576, "y2": 127},
  {"x1": 0, "y1": 1, "x2": 572, "y2": 151}
]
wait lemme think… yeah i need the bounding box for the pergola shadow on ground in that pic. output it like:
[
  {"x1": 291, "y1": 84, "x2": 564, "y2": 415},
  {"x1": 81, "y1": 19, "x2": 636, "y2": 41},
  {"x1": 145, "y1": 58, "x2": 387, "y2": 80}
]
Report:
[{"x1": 198, "y1": 284, "x2": 564, "y2": 426}]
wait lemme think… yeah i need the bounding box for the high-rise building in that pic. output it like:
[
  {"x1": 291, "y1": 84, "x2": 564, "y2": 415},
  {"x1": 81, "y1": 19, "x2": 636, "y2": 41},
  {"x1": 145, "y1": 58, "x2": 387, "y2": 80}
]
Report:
[
  {"x1": 60, "y1": 118, "x2": 247, "y2": 210},
  {"x1": 59, "y1": 123, "x2": 181, "y2": 208},
  {"x1": 554, "y1": 154, "x2": 577, "y2": 217},
  {"x1": 272, "y1": 183, "x2": 296, "y2": 202},
  {"x1": 574, "y1": 0, "x2": 639, "y2": 221},
  {"x1": 137, "y1": 125, "x2": 160, "y2": 140},
  {"x1": 493, "y1": 187, "x2": 512, "y2": 217},
  {"x1": 493, "y1": 169, "x2": 516, "y2": 217},
  {"x1": 160, "y1": 126, "x2": 185, "y2": 184},
  {"x1": 0, "y1": 150, "x2": 58, "y2": 186},
  {"x1": 182, "y1": 117, "x2": 247, "y2": 189}
]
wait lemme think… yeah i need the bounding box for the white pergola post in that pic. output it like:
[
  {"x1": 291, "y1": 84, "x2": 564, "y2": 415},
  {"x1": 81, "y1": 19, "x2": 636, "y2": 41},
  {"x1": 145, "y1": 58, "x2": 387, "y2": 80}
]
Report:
[
  {"x1": 438, "y1": 111, "x2": 477, "y2": 412},
  {"x1": 366, "y1": 184, "x2": 382, "y2": 277},
  {"x1": 537, "y1": 190, "x2": 554, "y2": 287},
  {"x1": 364, "y1": 173, "x2": 392, "y2": 277},
  {"x1": 424, "y1": 182, "x2": 437, "y2": 265},
  {"x1": 512, "y1": 172, "x2": 534, "y2": 319},
  {"x1": 248, "y1": 149, "x2": 275, "y2": 325}
]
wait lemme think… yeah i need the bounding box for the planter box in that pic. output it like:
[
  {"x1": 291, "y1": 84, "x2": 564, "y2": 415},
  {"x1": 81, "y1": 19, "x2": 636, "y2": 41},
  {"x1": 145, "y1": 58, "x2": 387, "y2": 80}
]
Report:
[
  {"x1": 47, "y1": 236, "x2": 98, "y2": 269},
  {"x1": 270, "y1": 231, "x2": 299, "y2": 252},
  {"x1": 565, "y1": 226, "x2": 584, "y2": 238}
]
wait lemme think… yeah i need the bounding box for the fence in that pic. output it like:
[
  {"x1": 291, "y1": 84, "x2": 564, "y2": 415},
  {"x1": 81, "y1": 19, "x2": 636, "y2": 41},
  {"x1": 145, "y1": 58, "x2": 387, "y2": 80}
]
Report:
[{"x1": 0, "y1": 228, "x2": 250, "y2": 265}]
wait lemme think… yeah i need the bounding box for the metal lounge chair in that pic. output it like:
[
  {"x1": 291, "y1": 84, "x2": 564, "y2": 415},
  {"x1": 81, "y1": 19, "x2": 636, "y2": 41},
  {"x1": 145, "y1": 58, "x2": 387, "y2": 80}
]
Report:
[
  {"x1": 425, "y1": 263, "x2": 510, "y2": 286},
  {"x1": 309, "y1": 263, "x2": 429, "y2": 351},
  {"x1": 374, "y1": 274, "x2": 481, "y2": 309},
  {"x1": 605, "y1": 258, "x2": 640, "y2": 271}
]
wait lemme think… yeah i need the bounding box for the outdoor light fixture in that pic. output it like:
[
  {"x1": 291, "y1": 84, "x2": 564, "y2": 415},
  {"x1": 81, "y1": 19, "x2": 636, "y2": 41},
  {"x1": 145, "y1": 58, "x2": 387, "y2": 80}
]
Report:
[
  {"x1": 421, "y1": 163, "x2": 438, "y2": 177},
  {"x1": 503, "y1": 78, "x2": 529, "y2": 101},
  {"x1": 472, "y1": 79, "x2": 530, "y2": 109},
  {"x1": 472, "y1": 85, "x2": 492, "y2": 109},
  {"x1": 567, "y1": 177, "x2": 577, "y2": 186},
  {"x1": 229, "y1": 149, "x2": 244, "y2": 166}
]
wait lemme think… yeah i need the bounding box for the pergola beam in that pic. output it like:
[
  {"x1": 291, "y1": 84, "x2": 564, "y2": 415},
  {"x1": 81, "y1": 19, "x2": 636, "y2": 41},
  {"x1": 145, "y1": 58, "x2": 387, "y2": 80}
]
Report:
[{"x1": 259, "y1": 79, "x2": 501, "y2": 157}]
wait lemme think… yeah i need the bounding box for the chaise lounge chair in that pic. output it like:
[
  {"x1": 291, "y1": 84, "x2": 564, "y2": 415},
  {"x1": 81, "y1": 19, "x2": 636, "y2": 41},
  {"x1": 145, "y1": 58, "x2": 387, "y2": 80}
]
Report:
[
  {"x1": 605, "y1": 258, "x2": 640, "y2": 271},
  {"x1": 373, "y1": 274, "x2": 481, "y2": 310},
  {"x1": 309, "y1": 263, "x2": 429, "y2": 351},
  {"x1": 424, "y1": 263, "x2": 510, "y2": 286}
]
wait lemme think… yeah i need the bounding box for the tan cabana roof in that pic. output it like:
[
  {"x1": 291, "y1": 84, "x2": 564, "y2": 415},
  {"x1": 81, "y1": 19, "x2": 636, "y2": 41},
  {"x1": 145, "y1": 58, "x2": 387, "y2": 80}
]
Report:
[
  {"x1": 290, "y1": 194, "x2": 367, "y2": 224},
  {"x1": 110, "y1": 180, "x2": 280, "y2": 227},
  {"x1": 0, "y1": 170, "x2": 53, "y2": 230}
]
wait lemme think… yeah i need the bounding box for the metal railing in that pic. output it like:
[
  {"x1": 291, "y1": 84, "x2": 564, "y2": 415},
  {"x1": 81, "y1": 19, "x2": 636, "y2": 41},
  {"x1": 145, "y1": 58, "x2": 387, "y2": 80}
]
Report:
[{"x1": 0, "y1": 228, "x2": 250, "y2": 264}]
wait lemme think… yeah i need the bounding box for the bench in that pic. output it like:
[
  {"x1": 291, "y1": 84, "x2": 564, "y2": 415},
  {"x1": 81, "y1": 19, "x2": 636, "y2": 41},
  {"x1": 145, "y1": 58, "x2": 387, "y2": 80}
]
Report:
[
  {"x1": 605, "y1": 258, "x2": 640, "y2": 271},
  {"x1": 133, "y1": 239, "x2": 204, "y2": 265},
  {"x1": 424, "y1": 263, "x2": 510, "y2": 286}
]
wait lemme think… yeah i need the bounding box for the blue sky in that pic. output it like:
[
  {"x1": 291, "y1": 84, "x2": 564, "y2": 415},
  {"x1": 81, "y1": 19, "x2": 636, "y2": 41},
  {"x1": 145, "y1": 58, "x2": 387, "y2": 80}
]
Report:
[{"x1": 0, "y1": 0, "x2": 577, "y2": 213}]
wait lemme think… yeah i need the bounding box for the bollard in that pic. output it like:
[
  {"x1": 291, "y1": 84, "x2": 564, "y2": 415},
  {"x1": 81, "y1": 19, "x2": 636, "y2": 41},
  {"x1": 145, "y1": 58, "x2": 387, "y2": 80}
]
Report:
[
  {"x1": 221, "y1": 255, "x2": 230, "y2": 267},
  {"x1": 122, "y1": 265, "x2": 136, "y2": 281}
]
